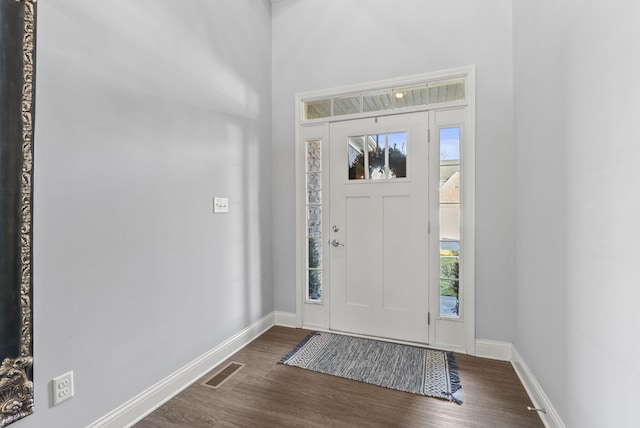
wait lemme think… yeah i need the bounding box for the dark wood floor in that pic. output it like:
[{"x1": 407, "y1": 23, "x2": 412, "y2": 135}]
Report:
[{"x1": 135, "y1": 327, "x2": 544, "y2": 427}]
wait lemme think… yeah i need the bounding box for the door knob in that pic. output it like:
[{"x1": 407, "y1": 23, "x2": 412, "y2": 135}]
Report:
[{"x1": 330, "y1": 239, "x2": 344, "y2": 247}]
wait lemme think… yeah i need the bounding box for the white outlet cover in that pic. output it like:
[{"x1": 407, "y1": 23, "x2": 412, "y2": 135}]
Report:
[
  {"x1": 213, "y1": 197, "x2": 229, "y2": 213},
  {"x1": 52, "y1": 371, "x2": 74, "y2": 406}
]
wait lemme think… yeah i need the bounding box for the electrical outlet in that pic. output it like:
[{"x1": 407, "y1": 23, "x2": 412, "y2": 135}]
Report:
[{"x1": 52, "y1": 371, "x2": 74, "y2": 406}]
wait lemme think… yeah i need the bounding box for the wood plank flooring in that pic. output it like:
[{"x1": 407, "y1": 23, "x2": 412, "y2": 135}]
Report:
[{"x1": 135, "y1": 327, "x2": 544, "y2": 427}]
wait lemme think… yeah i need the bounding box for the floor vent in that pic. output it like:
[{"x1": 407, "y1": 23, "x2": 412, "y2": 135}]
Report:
[{"x1": 201, "y1": 362, "x2": 245, "y2": 390}]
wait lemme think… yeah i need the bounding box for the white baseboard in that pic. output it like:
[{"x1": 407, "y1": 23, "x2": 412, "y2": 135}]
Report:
[
  {"x1": 475, "y1": 339, "x2": 512, "y2": 361},
  {"x1": 475, "y1": 340, "x2": 566, "y2": 428},
  {"x1": 274, "y1": 311, "x2": 297, "y2": 328},
  {"x1": 511, "y1": 346, "x2": 566, "y2": 428},
  {"x1": 87, "y1": 312, "x2": 276, "y2": 428}
]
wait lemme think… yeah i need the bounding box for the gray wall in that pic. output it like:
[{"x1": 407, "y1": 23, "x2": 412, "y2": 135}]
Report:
[
  {"x1": 272, "y1": 0, "x2": 516, "y2": 342},
  {"x1": 29, "y1": 1, "x2": 272, "y2": 426},
  {"x1": 513, "y1": 1, "x2": 640, "y2": 426}
]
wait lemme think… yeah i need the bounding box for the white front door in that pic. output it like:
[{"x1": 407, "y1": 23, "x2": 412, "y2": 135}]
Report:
[{"x1": 329, "y1": 112, "x2": 430, "y2": 343}]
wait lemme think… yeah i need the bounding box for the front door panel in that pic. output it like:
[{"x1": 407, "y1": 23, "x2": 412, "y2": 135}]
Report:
[{"x1": 329, "y1": 112, "x2": 429, "y2": 343}]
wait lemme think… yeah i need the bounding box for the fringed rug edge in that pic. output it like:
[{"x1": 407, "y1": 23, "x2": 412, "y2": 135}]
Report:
[
  {"x1": 446, "y1": 351, "x2": 463, "y2": 404},
  {"x1": 279, "y1": 331, "x2": 320, "y2": 364}
]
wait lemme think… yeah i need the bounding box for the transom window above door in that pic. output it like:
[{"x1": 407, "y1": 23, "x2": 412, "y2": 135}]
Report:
[
  {"x1": 348, "y1": 132, "x2": 407, "y2": 180},
  {"x1": 303, "y1": 78, "x2": 465, "y2": 120}
]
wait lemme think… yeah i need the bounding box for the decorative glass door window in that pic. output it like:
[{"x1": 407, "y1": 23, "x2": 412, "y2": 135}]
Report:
[
  {"x1": 306, "y1": 139, "x2": 323, "y2": 301},
  {"x1": 439, "y1": 127, "x2": 461, "y2": 317},
  {"x1": 348, "y1": 132, "x2": 407, "y2": 180}
]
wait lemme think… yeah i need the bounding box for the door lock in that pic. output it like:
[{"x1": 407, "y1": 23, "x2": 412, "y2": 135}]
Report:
[{"x1": 330, "y1": 239, "x2": 344, "y2": 247}]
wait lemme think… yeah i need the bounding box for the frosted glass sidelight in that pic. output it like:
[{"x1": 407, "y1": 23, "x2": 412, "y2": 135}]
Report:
[
  {"x1": 307, "y1": 139, "x2": 321, "y2": 172},
  {"x1": 307, "y1": 189, "x2": 322, "y2": 205},
  {"x1": 308, "y1": 237, "x2": 322, "y2": 268},
  {"x1": 308, "y1": 270, "x2": 322, "y2": 300},
  {"x1": 307, "y1": 173, "x2": 322, "y2": 204},
  {"x1": 306, "y1": 139, "x2": 324, "y2": 301},
  {"x1": 307, "y1": 204, "x2": 322, "y2": 236}
]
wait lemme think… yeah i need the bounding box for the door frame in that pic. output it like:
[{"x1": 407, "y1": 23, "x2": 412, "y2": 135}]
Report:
[{"x1": 294, "y1": 66, "x2": 476, "y2": 354}]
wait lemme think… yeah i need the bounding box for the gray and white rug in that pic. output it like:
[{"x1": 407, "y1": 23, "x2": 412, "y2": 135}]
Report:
[{"x1": 281, "y1": 332, "x2": 462, "y2": 404}]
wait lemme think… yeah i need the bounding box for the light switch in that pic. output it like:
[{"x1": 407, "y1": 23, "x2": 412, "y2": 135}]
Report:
[{"x1": 213, "y1": 197, "x2": 229, "y2": 213}]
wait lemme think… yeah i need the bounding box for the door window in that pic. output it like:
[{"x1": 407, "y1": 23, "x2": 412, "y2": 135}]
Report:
[{"x1": 347, "y1": 132, "x2": 407, "y2": 180}]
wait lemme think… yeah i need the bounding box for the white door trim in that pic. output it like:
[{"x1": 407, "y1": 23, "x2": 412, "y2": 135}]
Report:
[{"x1": 294, "y1": 66, "x2": 476, "y2": 354}]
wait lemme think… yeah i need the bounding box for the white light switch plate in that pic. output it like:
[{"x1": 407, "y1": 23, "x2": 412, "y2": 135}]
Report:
[{"x1": 213, "y1": 197, "x2": 229, "y2": 213}]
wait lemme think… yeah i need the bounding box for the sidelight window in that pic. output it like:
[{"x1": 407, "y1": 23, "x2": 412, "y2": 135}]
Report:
[
  {"x1": 306, "y1": 139, "x2": 323, "y2": 301},
  {"x1": 439, "y1": 127, "x2": 461, "y2": 318}
]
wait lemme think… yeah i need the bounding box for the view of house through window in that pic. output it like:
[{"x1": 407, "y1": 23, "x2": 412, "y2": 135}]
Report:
[
  {"x1": 439, "y1": 127, "x2": 461, "y2": 317},
  {"x1": 306, "y1": 139, "x2": 323, "y2": 301}
]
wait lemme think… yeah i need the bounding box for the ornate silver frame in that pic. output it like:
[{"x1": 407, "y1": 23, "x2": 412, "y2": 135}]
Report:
[{"x1": 0, "y1": 0, "x2": 36, "y2": 426}]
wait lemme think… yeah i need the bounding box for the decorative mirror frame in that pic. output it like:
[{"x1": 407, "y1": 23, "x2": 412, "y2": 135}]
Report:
[{"x1": 0, "y1": 0, "x2": 36, "y2": 426}]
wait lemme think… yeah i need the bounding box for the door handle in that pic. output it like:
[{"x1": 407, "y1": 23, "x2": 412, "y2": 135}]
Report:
[{"x1": 330, "y1": 239, "x2": 344, "y2": 247}]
